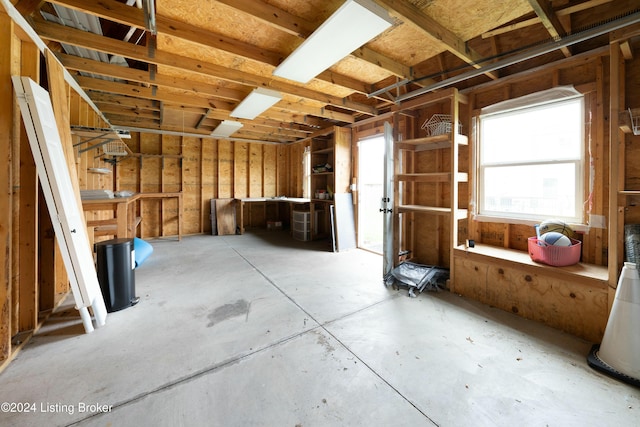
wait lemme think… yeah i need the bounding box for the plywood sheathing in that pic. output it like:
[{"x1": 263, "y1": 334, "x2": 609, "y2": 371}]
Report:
[
  {"x1": 181, "y1": 137, "x2": 201, "y2": 235},
  {"x1": 154, "y1": 0, "x2": 360, "y2": 96},
  {"x1": 412, "y1": 0, "x2": 533, "y2": 42},
  {"x1": 466, "y1": 53, "x2": 609, "y2": 265}
]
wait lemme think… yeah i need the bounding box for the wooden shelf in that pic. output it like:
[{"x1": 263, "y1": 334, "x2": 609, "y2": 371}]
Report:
[
  {"x1": 310, "y1": 127, "x2": 351, "y2": 241},
  {"x1": 398, "y1": 133, "x2": 468, "y2": 151},
  {"x1": 312, "y1": 147, "x2": 334, "y2": 154},
  {"x1": 397, "y1": 172, "x2": 468, "y2": 182},
  {"x1": 397, "y1": 205, "x2": 468, "y2": 217},
  {"x1": 392, "y1": 87, "x2": 468, "y2": 275}
]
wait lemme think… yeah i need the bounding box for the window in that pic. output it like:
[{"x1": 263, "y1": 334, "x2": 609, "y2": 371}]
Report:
[{"x1": 478, "y1": 94, "x2": 585, "y2": 224}]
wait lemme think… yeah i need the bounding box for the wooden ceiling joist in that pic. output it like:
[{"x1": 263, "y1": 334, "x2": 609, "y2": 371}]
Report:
[
  {"x1": 482, "y1": 0, "x2": 614, "y2": 39},
  {"x1": 48, "y1": 0, "x2": 409, "y2": 93},
  {"x1": 527, "y1": 0, "x2": 572, "y2": 57},
  {"x1": 377, "y1": 0, "x2": 499, "y2": 81},
  {"x1": 11, "y1": 0, "x2": 635, "y2": 144},
  {"x1": 32, "y1": 18, "x2": 377, "y2": 118}
]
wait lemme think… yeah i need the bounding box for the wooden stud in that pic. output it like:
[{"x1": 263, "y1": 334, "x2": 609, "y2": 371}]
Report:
[
  {"x1": 608, "y1": 41, "x2": 622, "y2": 307},
  {"x1": 0, "y1": 13, "x2": 14, "y2": 364},
  {"x1": 18, "y1": 39, "x2": 39, "y2": 333},
  {"x1": 10, "y1": 24, "x2": 20, "y2": 339}
]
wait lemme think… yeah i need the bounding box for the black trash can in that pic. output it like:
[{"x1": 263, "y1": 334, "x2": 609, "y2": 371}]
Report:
[{"x1": 95, "y1": 238, "x2": 139, "y2": 312}]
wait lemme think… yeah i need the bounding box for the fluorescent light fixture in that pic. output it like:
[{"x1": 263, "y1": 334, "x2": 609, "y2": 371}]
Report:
[
  {"x1": 211, "y1": 120, "x2": 243, "y2": 137},
  {"x1": 273, "y1": 0, "x2": 394, "y2": 84},
  {"x1": 230, "y1": 88, "x2": 282, "y2": 120}
]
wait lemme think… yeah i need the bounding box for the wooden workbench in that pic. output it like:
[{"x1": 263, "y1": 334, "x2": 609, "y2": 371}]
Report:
[
  {"x1": 82, "y1": 192, "x2": 183, "y2": 241},
  {"x1": 235, "y1": 197, "x2": 310, "y2": 234}
]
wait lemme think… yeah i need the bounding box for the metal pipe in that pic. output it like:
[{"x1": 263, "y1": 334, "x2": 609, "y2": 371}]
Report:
[{"x1": 386, "y1": 11, "x2": 640, "y2": 104}]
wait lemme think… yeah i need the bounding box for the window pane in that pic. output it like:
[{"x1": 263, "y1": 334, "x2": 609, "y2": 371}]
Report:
[
  {"x1": 481, "y1": 99, "x2": 582, "y2": 164},
  {"x1": 478, "y1": 95, "x2": 584, "y2": 223},
  {"x1": 481, "y1": 163, "x2": 577, "y2": 219}
]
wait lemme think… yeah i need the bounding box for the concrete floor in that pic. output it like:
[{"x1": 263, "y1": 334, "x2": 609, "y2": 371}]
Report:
[{"x1": 0, "y1": 230, "x2": 638, "y2": 427}]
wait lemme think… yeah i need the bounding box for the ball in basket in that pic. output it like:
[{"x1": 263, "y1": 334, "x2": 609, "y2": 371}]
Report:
[
  {"x1": 540, "y1": 231, "x2": 572, "y2": 246},
  {"x1": 539, "y1": 219, "x2": 574, "y2": 238}
]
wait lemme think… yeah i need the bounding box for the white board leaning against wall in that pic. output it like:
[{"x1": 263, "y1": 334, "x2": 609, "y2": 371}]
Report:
[{"x1": 12, "y1": 76, "x2": 107, "y2": 333}]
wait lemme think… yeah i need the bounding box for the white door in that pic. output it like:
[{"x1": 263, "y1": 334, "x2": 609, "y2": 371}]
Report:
[{"x1": 13, "y1": 76, "x2": 107, "y2": 332}]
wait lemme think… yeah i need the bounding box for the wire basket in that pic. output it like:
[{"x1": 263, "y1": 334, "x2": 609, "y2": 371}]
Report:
[
  {"x1": 528, "y1": 237, "x2": 581, "y2": 267},
  {"x1": 102, "y1": 140, "x2": 129, "y2": 156},
  {"x1": 421, "y1": 114, "x2": 462, "y2": 136}
]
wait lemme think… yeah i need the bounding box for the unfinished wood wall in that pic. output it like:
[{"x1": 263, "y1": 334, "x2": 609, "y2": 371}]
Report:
[
  {"x1": 450, "y1": 47, "x2": 640, "y2": 342},
  {"x1": 467, "y1": 51, "x2": 610, "y2": 266},
  {"x1": 0, "y1": 11, "x2": 109, "y2": 370},
  {"x1": 103, "y1": 135, "x2": 301, "y2": 237}
]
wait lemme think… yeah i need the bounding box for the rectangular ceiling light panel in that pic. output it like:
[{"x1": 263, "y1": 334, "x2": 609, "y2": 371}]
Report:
[
  {"x1": 230, "y1": 88, "x2": 282, "y2": 120},
  {"x1": 272, "y1": 0, "x2": 394, "y2": 84},
  {"x1": 211, "y1": 120, "x2": 243, "y2": 137}
]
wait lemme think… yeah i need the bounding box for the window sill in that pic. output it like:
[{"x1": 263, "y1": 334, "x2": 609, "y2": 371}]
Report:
[
  {"x1": 472, "y1": 214, "x2": 590, "y2": 233},
  {"x1": 453, "y1": 243, "x2": 608, "y2": 286}
]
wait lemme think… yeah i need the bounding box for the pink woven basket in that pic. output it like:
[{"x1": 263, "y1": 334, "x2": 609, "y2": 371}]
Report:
[{"x1": 528, "y1": 237, "x2": 581, "y2": 266}]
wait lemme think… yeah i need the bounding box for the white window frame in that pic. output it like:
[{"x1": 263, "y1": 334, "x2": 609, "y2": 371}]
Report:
[{"x1": 475, "y1": 89, "x2": 586, "y2": 226}]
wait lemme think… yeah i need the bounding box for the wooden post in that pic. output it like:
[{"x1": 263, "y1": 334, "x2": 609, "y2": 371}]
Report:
[
  {"x1": 607, "y1": 41, "x2": 622, "y2": 310},
  {"x1": 18, "y1": 40, "x2": 40, "y2": 332},
  {"x1": 0, "y1": 11, "x2": 14, "y2": 363},
  {"x1": 450, "y1": 90, "x2": 460, "y2": 286}
]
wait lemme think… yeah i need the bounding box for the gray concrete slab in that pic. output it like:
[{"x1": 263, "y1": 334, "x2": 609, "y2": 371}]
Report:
[
  {"x1": 0, "y1": 230, "x2": 638, "y2": 426},
  {"x1": 325, "y1": 291, "x2": 640, "y2": 426}
]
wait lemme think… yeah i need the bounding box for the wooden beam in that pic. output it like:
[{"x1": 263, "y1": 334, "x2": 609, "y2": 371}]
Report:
[
  {"x1": 462, "y1": 45, "x2": 609, "y2": 95},
  {"x1": 608, "y1": 41, "x2": 621, "y2": 295},
  {"x1": 195, "y1": 109, "x2": 211, "y2": 130},
  {"x1": 18, "y1": 39, "x2": 39, "y2": 333},
  {"x1": 377, "y1": 0, "x2": 499, "y2": 80},
  {"x1": 214, "y1": 0, "x2": 313, "y2": 38},
  {"x1": 215, "y1": 0, "x2": 412, "y2": 79},
  {"x1": 90, "y1": 92, "x2": 312, "y2": 137},
  {"x1": 47, "y1": 0, "x2": 404, "y2": 91},
  {"x1": 13, "y1": 0, "x2": 44, "y2": 16},
  {"x1": 0, "y1": 11, "x2": 13, "y2": 364},
  {"x1": 482, "y1": 0, "x2": 614, "y2": 38},
  {"x1": 527, "y1": 0, "x2": 571, "y2": 57},
  {"x1": 32, "y1": 19, "x2": 378, "y2": 116},
  {"x1": 609, "y1": 22, "x2": 640, "y2": 44},
  {"x1": 94, "y1": 103, "x2": 159, "y2": 121},
  {"x1": 620, "y1": 40, "x2": 633, "y2": 60},
  {"x1": 57, "y1": 53, "x2": 246, "y2": 102},
  {"x1": 75, "y1": 74, "x2": 352, "y2": 129}
]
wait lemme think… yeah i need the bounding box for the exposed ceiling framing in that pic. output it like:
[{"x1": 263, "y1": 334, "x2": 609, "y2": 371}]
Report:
[{"x1": 9, "y1": 0, "x2": 640, "y2": 143}]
